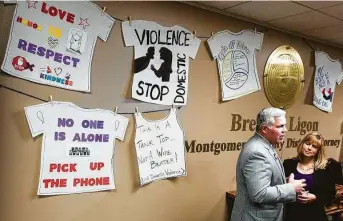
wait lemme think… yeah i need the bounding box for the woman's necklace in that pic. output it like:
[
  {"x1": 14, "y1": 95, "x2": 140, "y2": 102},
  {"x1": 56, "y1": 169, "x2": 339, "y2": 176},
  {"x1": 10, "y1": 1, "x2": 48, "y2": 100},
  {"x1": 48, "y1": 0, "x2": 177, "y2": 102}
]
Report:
[{"x1": 298, "y1": 162, "x2": 314, "y2": 172}]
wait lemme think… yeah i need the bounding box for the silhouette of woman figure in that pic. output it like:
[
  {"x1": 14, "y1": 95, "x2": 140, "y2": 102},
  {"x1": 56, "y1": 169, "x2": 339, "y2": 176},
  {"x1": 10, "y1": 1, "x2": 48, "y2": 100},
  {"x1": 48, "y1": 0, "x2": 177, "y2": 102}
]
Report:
[
  {"x1": 134, "y1": 47, "x2": 155, "y2": 73},
  {"x1": 151, "y1": 47, "x2": 172, "y2": 82}
]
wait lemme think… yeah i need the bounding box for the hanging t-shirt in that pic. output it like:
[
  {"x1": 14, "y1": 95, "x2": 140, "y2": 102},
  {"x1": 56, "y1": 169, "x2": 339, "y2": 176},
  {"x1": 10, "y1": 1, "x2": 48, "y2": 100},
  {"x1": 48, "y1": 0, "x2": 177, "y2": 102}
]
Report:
[
  {"x1": 134, "y1": 108, "x2": 186, "y2": 185},
  {"x1": 122, "y1": 20, "x2": 201, "y2": 106},
  {"x1": 207, "y1": 30, "x2": 264, "y2": 101},
  {"x1": 1, "y1": 1, "x2": 114, "y2": 92},
  {"x1": 25, "y1": 101, "x2": 129, "y2": 195},
  {"x1": 314, "y1": 51, "x2": 343, "y2": 112}
]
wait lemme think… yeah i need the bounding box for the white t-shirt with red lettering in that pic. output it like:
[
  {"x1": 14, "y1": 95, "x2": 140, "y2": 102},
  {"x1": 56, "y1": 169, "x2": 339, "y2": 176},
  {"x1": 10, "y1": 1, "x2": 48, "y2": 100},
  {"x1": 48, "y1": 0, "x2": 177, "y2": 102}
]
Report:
[
  {"x1": 2, "y1": 1, "x2": 114, "y2": 92},
  {"x1": 25, "y1": 101, "x2": 128, "y2": 195},
  {"x1": 207, "y1": 30, "x2": 264, "y2": 101},
  {"x1": 122, "y1": 20, "x2": 201, "y2": 106}
]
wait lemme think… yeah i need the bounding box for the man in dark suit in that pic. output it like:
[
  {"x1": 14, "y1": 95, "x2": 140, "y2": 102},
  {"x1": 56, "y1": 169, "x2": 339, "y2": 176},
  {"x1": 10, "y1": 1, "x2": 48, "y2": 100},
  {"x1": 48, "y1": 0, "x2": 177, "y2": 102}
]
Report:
[{"x1": 231, "y1": 107, "x2": 306, "y2": 221}]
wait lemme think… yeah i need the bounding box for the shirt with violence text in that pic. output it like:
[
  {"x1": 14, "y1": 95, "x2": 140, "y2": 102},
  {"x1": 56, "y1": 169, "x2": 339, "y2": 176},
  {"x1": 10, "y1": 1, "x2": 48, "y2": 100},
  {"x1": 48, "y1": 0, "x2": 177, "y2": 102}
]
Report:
[{"x1": 122, "y1": 20, "x2": 201, "y2": 106}]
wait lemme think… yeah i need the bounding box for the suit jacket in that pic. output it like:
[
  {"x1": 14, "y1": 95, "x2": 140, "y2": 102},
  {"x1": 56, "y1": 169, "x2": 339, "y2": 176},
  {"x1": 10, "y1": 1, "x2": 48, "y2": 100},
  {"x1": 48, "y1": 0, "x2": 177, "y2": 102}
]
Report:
[
  {"x1": 283, "y1": 159, "x2": 336, "y2": 221},
  {"x1": 231, "y1": 133, "x2": 296, "y2": 221},
  {"x1": 327, "y1": 158, "x2": 343, "y2": 185}
]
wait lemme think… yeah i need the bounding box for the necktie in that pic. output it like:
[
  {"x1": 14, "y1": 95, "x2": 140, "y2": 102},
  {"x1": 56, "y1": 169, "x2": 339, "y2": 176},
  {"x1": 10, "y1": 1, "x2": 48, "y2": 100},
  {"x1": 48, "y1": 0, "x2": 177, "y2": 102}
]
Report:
[{"x1": 273, "y1": 151, "x2": 286, "y2": 180}]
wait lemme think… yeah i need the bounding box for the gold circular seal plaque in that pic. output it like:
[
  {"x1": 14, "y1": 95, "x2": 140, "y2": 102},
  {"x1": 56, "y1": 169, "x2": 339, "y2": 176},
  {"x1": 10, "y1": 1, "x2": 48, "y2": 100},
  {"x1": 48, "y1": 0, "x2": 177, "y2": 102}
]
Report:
[{"x1": 264, "y1": 45, "x2": 304, "y2": 109}]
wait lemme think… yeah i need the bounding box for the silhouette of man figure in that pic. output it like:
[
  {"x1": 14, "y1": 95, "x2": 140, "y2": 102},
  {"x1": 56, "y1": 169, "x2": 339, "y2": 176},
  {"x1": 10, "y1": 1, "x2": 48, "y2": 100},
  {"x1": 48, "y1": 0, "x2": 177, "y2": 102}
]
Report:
[{"x1": 134, "y1": 47, "x2": 155, "y2": 73}]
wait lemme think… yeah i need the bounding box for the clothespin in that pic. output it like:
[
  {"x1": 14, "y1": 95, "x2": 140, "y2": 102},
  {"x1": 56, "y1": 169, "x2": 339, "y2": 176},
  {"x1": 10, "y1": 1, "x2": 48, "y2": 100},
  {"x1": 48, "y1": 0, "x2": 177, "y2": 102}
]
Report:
[
  {"x1": 193, "y1": 30, "x2": 196, "y2": 39},
  {"x1": 101, "y1": 6, "x2": 106, "y2": 16},
  {"x1": 172, "y1": 104, "x2": 175, "y2": 109},
  {"x1": 49, "y1": 95, "x2": 54, "y2": 105},
  {"x1": 211, "y1": 32, "x2": 213, "y2": 37},
  {"x1": 129, "y1": 16, "x2": 132, "y2": 26},
  {"x1": 254, "y1": 28, "x2": 257, "y2": 35},
  {"x1": 114, "y1": 106, "x2": 118, "y2": 114},
  {"x1": 135, "y1": 107, "x2": 139, "y2": 115}
]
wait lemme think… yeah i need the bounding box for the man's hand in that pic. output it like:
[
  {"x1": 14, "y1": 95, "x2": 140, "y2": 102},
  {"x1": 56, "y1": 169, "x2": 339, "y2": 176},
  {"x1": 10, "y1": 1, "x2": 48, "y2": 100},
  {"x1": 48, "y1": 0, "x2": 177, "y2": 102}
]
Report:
[
  {"x1": 297, "y1": 191, "x2": 316, "y2": 204},
  {"x1": 288, "y1": 173, "x2": 306, "y2": 193}
]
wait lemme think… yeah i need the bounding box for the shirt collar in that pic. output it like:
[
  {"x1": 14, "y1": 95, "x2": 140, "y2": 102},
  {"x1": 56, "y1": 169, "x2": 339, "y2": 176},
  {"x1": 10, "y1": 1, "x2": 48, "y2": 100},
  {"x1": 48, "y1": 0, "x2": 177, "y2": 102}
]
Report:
[{"x1": 255, "y1": 132, "x2": 275, "y2": 149}]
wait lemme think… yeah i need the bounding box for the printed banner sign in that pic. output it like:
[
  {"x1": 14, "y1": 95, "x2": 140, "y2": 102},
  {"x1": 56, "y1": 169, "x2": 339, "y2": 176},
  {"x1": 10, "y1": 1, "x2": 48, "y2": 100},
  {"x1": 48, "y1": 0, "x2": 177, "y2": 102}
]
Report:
[
  {"x1": 207, "y1": 30, "x2": 263, "y2": 101},
  {"x1": 25, "y1": 101, "x2": 129, "y2": 195},
  {"x1": 1, "y1": 1, "x2": 114, "y2": 92},
  {"x1": 122, "y1": 20, "x2": 201, "y2": 106},
  {"x1": 134, "y1": 108, "x2": 186, "y2": 185}
]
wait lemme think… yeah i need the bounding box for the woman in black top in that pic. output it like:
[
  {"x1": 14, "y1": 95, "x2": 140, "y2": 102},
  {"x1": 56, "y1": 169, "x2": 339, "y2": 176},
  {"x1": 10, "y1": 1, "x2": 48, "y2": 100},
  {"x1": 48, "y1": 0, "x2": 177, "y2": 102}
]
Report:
[
  {"x1": 151, "y1": 47, "x2": 172, "y2": 82},
  {"x1": 283, "y1": 133, "x2": 336, "y2": 221}
]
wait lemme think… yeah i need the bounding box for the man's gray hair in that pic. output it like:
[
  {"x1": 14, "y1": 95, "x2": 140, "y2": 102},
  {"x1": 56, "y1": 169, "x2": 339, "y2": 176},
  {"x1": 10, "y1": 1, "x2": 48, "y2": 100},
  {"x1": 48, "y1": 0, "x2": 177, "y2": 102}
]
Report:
[{"x1": 256, "y1": 107, "x2": 286, "y2": 132}]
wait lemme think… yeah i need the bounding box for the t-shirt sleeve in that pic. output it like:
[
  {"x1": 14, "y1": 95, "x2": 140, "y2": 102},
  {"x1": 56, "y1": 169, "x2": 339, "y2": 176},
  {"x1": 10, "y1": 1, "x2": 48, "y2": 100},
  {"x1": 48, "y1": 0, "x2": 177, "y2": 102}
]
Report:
[
  {"x1": 114, "y1": 114, "x2": 129, "y2": 141},
  {"x1": 337, "y1": 74, "x2": 343, "y2": 84},
  {"x1": 95, "y1": 8, "x2": 115, "y2": 41},
  {"x1": 256, "y1": 32, "x2": 264, "y2": 51},
  {"x1": 24, "y1": 102, "x2": 52, "y2": 138},
  {"x1": 254, "y1": 31, "x2": 264, "y2": 51},
  {"x1": 207, "y1": 35, "x2": 221, "y2": 59},
  {"x1": 188, "y1": 36, "x2": 201, "y2": 59},
  {"x1": 315, "y1": 51, "x2": 322, "y2": 66},
  {"x1": 335, "y1": 64, "x2": 343, "y2": 84},
  {"x1": 122, "y1": 21, "x2": 136, "y2": 47}
]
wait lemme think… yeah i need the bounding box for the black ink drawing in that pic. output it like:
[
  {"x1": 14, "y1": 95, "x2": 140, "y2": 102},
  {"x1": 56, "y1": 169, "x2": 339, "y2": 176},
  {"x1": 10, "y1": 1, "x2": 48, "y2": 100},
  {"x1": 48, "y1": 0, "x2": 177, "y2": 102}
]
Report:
[
  {"x1": 222, "y1": 50, "x2": 249, "y2": 90},
  {"x1": 54, "y1": 67, "x2": 62, "y2": 76},
  {"x1": 65, "y1": 73, "x2": 71, "y2": 80},
  {"x1": 114, "y1": 120, "x2": 119, "y2": 131},
  {"x1": 36, "y1": 111, "x2": 45, "y2": 124},
  {"x1": 218, "y1": 46, "x2": 228, "y2": 61},
  {"x1": 68, "y1": 29, "x2": 84, "y2": 55},
  {"x1": 69, "y1": 147, "x2": 90, "y2": 156},
  {"x1": 47, "y1": 37, "x2": 59, "y2": 48},
  {"x1": 151, "y1": 47, "x2": 173, "y2": 82},
  {"x1": 134, "y1": 47, "x2": 155, "y2": 73}
]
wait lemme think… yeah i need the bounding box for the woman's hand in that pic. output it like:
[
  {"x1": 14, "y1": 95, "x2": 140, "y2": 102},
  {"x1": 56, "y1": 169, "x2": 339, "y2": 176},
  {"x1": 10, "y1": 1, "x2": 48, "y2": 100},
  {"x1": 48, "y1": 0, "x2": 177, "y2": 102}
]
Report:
[
  {"x1": 297, "y1": 191, "x2": 316, "y2": 204},
  {"x1": 151, "y1": 64, "x2": 156, "y2": 71}
]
